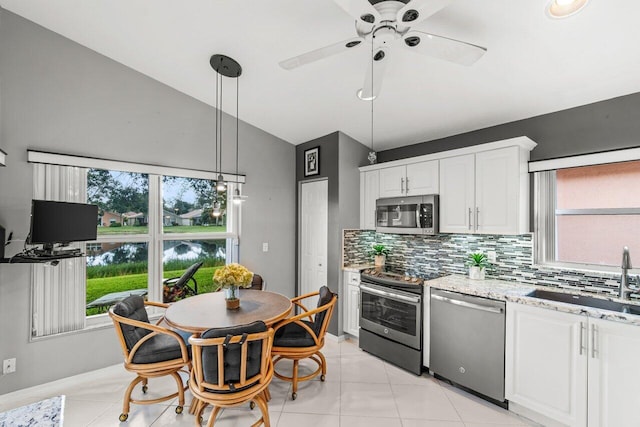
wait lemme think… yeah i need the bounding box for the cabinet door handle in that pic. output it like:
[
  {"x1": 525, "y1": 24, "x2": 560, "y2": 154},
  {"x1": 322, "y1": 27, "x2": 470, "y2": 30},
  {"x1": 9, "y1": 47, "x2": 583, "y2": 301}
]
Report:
[
  {"x1": 401, "y1": 177, "x2": 405, "y2": 194},
  {"x1": 579, "y1": 322, "x2": 586, "y2": 355},
  {"x1": 591, "y1": 324, "x2": 598, "y2": 359},
  {"x1": 468, "y1": 208, "x2": 473, "y2": 230},
  {"x1": 406, "y1": 177, "x2": 410, "y2": 194},
  {"x1": 475, "y1": 207, "x2": 480, "y2": 231}
]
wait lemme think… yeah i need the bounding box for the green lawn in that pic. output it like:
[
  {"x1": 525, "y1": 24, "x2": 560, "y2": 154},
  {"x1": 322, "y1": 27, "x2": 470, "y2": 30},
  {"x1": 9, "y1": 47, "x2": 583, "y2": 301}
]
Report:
[
  {"x1": 86, "y1": 266, "x2": 222, "y2": 316},
  {"x1": 96, "y1": 224, "x2": 227, "y2": 235}
]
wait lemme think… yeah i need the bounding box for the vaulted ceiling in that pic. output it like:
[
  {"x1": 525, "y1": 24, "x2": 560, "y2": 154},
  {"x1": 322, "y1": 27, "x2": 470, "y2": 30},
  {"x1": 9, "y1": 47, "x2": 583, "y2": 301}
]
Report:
[{"x1": 2, "y1": 0, "x2": 639, "y2": 151}]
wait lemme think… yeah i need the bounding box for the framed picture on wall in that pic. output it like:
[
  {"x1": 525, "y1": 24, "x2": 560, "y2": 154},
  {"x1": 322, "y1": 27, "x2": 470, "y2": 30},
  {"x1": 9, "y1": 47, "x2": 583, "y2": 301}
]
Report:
[{"x1": 304, "y1": 147, "x2": 319, "y2": 177}]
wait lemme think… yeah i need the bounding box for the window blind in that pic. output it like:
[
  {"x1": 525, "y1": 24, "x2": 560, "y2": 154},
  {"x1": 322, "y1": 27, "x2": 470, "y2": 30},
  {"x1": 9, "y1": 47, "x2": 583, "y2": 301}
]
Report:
[{"x1": 31, "y1": 164, "x2": 88, "y2": 337}]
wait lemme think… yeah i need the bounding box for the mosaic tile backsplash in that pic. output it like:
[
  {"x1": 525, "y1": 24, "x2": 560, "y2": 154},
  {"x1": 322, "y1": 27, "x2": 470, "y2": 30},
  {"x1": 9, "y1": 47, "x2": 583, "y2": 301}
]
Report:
[{"x1": 343, "y1": 229, "x2": 629, "y2": 298}]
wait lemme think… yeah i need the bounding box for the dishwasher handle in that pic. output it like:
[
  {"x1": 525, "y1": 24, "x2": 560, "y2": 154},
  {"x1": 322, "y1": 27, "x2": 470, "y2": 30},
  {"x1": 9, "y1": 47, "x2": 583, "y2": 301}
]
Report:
[{"x1": 431, "y1": 293, "x2": 504, "y2": 314}]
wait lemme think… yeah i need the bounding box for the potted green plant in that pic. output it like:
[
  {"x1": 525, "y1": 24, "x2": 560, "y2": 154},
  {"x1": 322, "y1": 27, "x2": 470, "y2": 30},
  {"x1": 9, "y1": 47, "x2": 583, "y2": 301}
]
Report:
[
  {"x1": 371, "y1": 244, "x2": 389, "y2": 267},
  {"x1": 467, "y1": 252, "x2": 490, "y2": 280}
]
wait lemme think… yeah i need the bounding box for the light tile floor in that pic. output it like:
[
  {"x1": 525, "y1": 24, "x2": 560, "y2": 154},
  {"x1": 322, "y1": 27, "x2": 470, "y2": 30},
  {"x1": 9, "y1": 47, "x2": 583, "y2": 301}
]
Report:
[{"x1": 1, "y1": 338, "x2": 541, "y2": 427}]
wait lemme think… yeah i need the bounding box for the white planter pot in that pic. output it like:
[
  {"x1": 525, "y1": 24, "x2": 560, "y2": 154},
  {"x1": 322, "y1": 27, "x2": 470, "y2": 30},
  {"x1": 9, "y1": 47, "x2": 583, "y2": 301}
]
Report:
[
  {"x1": 374, "y1": 255, "x2": 386, "y2": 267},
  {"x1": 469, "y1": 266, "x2": 486, "y2": 280}
]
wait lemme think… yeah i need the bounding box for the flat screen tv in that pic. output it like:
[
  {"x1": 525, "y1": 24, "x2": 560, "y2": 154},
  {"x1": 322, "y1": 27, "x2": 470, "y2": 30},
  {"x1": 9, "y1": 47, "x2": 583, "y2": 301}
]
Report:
[{"x1": 27, "y1": 200, "x2": 98, "y2": 248}]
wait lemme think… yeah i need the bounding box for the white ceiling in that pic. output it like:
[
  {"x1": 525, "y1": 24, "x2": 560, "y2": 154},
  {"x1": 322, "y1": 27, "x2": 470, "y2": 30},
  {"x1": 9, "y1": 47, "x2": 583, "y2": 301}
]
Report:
[{"x1": 2, "y1": 0, "x2": 640, "y2": 151}]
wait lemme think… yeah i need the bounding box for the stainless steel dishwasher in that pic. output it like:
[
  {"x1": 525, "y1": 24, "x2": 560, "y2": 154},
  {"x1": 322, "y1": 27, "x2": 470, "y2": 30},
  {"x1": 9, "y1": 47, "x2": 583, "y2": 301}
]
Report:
[{"x1": 430, "y1": 289, "x2": 506, "y2": 403}]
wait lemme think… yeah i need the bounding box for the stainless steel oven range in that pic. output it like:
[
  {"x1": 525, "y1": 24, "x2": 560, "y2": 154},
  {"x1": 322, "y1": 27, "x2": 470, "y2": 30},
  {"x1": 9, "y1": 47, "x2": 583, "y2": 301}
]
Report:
[{"x1": 358, "y1": 268, "x2": 440, "y2": 375}]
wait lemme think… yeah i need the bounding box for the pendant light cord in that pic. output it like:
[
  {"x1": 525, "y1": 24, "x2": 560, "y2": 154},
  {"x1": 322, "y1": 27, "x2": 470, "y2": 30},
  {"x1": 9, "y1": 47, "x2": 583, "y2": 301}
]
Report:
[
  {"x1": 370, "y1": 41, "x2": 374, "y2": 153},
  {"x1": 219, "y1": 73, "x2": 223, "y2": 177},
  {"x1": 236, "y1": 75, "x2": 239, "y2": 178},
  {"x1": 215, "y1": 70, "x2": 219, "y2": 178}
]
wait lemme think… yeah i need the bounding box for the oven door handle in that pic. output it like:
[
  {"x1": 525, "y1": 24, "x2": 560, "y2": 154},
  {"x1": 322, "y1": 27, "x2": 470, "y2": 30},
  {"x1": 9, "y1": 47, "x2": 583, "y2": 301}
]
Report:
[
  {"x1": 359, "y1": 284, "x2": 421, "y2": 304},
  {"x1": 431, "y1": 293, "x2": 504, "y2": 314}
]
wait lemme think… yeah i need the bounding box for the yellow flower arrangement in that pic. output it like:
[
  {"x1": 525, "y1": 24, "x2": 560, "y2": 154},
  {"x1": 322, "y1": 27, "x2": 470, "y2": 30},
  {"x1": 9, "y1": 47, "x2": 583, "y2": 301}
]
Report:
[{"x1": 213, "y1": 263, "x2": 253, "y2": 291}]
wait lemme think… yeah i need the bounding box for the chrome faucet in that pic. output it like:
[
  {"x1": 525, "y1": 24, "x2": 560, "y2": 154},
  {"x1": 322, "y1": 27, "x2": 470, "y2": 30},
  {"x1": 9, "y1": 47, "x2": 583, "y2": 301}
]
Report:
[{"x1": 619, "y1": 247, "x2": 640, "y2": 299}]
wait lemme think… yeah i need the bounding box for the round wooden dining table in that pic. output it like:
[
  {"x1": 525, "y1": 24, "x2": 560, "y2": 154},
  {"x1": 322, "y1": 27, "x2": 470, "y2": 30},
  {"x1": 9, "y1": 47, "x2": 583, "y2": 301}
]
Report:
[{"x1": 164, "y1": 289, "x2": 292, "y2": 334}]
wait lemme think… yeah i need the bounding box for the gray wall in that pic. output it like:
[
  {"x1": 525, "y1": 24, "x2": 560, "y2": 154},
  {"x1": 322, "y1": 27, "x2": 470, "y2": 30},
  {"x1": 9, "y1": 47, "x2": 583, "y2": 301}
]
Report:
[
  {"x1": 378, "y1": 92, "x2": 640, "y2": 163},
  {"x1": 0, "y1": 9, "x2": 295, "y2": 393},
  {"x1": 295, "y1": 132, "x2": 368, "y2": 335}
]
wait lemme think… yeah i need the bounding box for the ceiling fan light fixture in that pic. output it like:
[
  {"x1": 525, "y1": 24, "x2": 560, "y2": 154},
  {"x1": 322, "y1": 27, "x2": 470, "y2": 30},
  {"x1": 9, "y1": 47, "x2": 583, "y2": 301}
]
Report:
[
  {"x1": 356, "y1": 89, "x2": 376, "y2": 101},
  {"x1": 405, "y1": 36, "x2": 420, "y2": 47},
  {"x1": 360, "y1": 14, "x2": 375, "y2": 24},
  {"x1": 546, "y1": 0, "x2": 589, "y2": 18},
  {"x1": 402, "y1": 9, "x2": 419, "y2": 23}
]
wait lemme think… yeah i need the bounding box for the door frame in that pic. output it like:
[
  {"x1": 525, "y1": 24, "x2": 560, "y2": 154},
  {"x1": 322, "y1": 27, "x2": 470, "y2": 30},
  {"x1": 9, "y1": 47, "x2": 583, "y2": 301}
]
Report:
[{"x1": 297, "y1": 177, "x2": 329, "y2": 298}]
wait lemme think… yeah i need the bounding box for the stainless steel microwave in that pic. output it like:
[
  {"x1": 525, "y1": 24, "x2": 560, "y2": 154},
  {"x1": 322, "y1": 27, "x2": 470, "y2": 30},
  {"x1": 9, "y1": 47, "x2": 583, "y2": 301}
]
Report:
[{"x1": 375, "y1": 194, "x2": 439, "y2": 235}]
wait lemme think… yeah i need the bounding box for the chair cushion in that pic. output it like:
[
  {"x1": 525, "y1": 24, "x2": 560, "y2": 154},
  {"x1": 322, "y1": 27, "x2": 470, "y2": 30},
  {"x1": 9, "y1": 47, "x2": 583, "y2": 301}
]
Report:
[
  {"x1": 131, "y1": 333, "x2": 186, "y2": 364},
  {"x1": 112, "y1": 295, "x2": 151, "y2": 351},
  {"x1": 273, "y1": 320, "x2": 316, "y2": 347},
  {"x1": 200, "y1": 321, "x2": 267, "y2": 391},
  {"x1": 313, "y1": 286, "x2": 335, "y2": 335},
  {"x1": 113, "y1": 295, "x2": 187, "y2": 364}
]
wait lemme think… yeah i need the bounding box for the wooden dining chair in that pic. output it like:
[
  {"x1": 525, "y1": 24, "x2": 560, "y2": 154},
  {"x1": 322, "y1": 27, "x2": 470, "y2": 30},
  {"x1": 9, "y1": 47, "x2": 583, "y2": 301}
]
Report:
[
  {"x1": 109, "y1": 295, "x2": 191, "y2": 422},
  {"x1": 188, "y1": 321, "x2": 275, "y2": 427},
  {"x1": 271, "y1": 286, "x2": 337, "y2": 400}
]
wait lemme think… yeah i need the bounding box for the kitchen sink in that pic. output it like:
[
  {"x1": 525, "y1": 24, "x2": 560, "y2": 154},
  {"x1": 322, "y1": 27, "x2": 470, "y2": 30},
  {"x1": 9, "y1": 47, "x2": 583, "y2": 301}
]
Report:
[{"x1": 526, "y1": 289, "x2": 640, "y2": 315}]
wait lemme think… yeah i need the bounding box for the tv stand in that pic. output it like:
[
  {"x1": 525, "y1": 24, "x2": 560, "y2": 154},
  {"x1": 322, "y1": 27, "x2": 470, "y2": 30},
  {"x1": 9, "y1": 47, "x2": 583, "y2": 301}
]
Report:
[{"x1": 0, "y1": 251, "x2": 84, "y2": 264}]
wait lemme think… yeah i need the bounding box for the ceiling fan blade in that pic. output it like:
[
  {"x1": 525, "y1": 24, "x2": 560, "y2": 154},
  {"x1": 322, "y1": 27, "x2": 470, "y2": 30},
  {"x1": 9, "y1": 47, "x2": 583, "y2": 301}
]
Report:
[
  {"x1": 402, "y1": 30, "x2": 486, "y2": 66},
  {"x1": 358, "y1": 47, "x2": 391, "y2": 100},
  {"x1": 333, "y1": 0, "x2": 382, "y2": 26},
  {"x1": 279, "y1": 37, "x2": 365, "y2": 70},
  {"x1": 396, "y1": 0, "x2": 453, "y2": 26}
]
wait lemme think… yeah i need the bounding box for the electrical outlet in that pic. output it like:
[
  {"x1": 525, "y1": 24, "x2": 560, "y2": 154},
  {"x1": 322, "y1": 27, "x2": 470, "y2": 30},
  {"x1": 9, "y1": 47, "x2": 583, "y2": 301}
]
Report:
[
  {"x1": 3, "y1": 358, "x2": 16, "y2": 374},
  {"x1": 487, "y1": 251, "x2": 497, "y2": 263},
  {"x1": 262, "y1": 242, "x2": 269, "y2": 252}
]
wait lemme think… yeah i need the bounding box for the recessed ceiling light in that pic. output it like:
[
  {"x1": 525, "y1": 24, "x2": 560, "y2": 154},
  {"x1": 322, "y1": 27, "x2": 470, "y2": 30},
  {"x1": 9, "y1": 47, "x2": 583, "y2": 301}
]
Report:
[{"x1": 546, "y1": 0, "x2": 589, "y2": 19}]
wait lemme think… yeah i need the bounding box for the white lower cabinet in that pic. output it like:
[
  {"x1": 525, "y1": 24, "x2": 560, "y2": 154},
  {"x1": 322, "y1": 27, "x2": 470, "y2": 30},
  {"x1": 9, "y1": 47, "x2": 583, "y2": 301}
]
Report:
[
  {"x1": 506, "y1": 302, "x2": 640, "y2": 427},
  {"x1": 587, "y1": 317, "x2": 640, "y2": 427},
  {"x1": 343, "y1": 271, "x2": 360, "y2": 337}
]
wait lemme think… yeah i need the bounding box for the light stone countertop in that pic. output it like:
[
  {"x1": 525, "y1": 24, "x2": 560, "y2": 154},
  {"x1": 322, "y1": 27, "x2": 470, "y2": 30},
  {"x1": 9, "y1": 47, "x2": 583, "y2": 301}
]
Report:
[
  {"x1": 426, "y1": 274, "x2": 640, "y2": 326},
  {"x1": 342, "y1": 264, "x2": 374, "y2": 272}
]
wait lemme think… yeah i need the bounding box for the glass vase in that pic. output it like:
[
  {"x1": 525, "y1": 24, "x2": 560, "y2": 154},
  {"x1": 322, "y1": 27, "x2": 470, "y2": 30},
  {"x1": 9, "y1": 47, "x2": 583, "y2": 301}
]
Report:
[{"x1": 224, "y1": 284, "x2": 240, "y2": 310}]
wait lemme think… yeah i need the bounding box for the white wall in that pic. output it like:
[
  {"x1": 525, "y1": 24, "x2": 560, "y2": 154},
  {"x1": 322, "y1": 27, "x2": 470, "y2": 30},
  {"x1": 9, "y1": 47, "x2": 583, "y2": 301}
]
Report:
[{"x1": 0, "y1": 9, "x2": 296, "y2": 393}]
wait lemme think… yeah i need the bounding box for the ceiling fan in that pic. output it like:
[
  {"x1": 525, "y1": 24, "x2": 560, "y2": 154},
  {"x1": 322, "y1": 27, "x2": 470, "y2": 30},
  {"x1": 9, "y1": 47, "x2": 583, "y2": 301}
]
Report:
[{"x1": 279, "y1": 0, "x2": 487, "y2": 100}]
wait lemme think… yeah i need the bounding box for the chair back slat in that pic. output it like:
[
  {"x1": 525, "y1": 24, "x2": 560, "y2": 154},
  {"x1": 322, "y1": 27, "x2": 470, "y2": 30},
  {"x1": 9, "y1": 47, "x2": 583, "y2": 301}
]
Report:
[{"x1": 189, "y1": 322, "x2": 274, "y2": 393}]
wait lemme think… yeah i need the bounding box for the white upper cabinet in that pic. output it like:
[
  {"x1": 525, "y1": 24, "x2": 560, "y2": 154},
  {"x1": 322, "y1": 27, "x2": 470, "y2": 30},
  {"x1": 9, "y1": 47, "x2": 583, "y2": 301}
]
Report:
[
  {"x1": 440, "y1": 146, "x2": 529, "y2": 235},
  {"x1": 379, "y1": 165, "x2": 406, "y2": 198},
  {"x1": 439, "y1": 154, "x2": 475, "y2": 233},
  {"x1": 359, "y1": 136, "x2": 536, "y2": 234},
  {"x1": 378, "y1": 160, "x2": 438, "y2": 198},
  {"x1": 359, "y1": 170, "x2": 379, "y2": 229}
]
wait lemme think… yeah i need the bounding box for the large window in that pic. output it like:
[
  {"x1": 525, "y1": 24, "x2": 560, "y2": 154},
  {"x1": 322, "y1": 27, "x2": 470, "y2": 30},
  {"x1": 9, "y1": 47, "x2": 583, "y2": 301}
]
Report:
[
  {"x1": 28, "y1": 151, "x2": 244, "y2": 337},
  {"x1": 85, "y1": 169, "x2": 233, "y2": 316},
  {"x1": 534, "y1": 159, "x2": 640, "y2": 270}
]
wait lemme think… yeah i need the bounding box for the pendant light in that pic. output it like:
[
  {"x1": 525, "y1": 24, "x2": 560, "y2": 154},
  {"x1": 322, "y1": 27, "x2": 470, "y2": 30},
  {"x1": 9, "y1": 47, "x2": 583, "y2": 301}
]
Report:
[
  {"x1": 210, "y1": 54, "x2": 243, "y2": 214},
  {"x1": 367, "y1": 42, "x2": 377, "y2": 164},
  {"x1": 232, "y1": 73, "x2": 248, "y2": 205}
]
